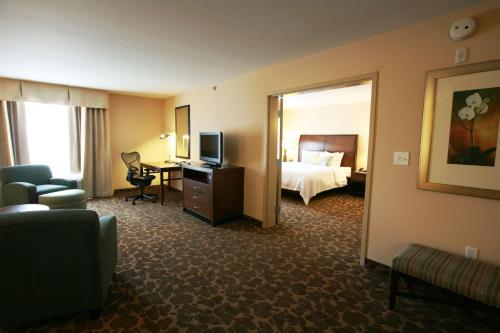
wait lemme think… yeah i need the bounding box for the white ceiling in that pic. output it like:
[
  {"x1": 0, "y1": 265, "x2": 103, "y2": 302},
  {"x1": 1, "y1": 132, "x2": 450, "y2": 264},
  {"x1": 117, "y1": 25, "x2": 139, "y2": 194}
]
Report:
[
  {"x1": 0, "y1": 0, "x2": 477, "y2": 97},
  {"x1": 283, "y1": 83, "x2": 372, "y2": 109}
]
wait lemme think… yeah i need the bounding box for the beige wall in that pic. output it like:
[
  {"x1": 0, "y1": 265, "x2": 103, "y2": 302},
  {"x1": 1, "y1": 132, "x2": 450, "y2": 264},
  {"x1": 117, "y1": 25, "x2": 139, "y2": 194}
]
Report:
[
  {"x1": 283, "y1": 102, "x2": 371, "y2": 169},
  {"x1": 164, "y1": 2, "x2": 500, "y2": 266},
  {"x1": 109, "y1": 93, "x2": 166, "y2": 190}
]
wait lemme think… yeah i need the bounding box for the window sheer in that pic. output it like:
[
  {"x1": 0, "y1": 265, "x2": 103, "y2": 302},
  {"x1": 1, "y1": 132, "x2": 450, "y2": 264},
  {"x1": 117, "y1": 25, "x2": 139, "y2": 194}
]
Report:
[{"x1": 23, "y1": 102, "x2": 75, "y2": 177}]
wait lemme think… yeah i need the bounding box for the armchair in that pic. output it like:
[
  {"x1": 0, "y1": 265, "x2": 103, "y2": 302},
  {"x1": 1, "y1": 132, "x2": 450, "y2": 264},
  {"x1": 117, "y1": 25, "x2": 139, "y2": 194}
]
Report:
[
  {"x1": 0, "y1": 164, "x2": 78, "y2": 206},
  {"x1": 0, "y1": 209, "x2": 117, "y2": 325}
]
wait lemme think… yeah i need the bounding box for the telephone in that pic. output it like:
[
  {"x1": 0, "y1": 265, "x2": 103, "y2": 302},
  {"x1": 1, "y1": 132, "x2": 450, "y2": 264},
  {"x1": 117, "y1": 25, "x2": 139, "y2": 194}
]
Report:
[{"x1": 358, "y1": 168, "x2": 367, "y2": 172}]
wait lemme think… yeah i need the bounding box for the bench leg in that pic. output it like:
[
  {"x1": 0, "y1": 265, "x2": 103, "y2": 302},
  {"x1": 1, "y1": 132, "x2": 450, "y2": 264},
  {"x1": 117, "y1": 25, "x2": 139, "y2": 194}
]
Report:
[
  {"x1": 406, "y1": 276, "x2": 414, "y2": 292},
  {"x1": 389, "y1": 270, "x2": 400, "y2": 310}
]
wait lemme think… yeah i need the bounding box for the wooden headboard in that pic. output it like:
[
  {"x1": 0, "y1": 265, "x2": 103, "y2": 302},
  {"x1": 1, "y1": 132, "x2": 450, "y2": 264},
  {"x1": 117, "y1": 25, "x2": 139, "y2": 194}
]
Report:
[{"x1": 298, "y1": 134, "x2": 358, "y2": 170}]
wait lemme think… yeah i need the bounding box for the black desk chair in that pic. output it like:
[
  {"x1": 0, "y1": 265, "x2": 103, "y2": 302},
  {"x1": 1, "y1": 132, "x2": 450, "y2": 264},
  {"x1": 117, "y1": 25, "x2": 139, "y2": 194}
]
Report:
[{"x1": 121, "y1": 152, "x2": 157, "y2": 205}]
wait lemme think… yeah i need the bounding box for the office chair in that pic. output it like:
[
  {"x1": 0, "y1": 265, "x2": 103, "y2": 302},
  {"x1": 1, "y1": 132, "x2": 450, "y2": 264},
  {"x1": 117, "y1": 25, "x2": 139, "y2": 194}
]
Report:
[{"x1": 121, "y1": 152, "x2": 157, "y2": 205}]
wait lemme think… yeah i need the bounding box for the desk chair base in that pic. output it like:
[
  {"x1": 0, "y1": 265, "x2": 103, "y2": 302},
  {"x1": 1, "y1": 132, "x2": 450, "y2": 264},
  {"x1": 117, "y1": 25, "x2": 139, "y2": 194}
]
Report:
[{"x1": 125, "y1": 187, "x2": 157, "y2": 205}]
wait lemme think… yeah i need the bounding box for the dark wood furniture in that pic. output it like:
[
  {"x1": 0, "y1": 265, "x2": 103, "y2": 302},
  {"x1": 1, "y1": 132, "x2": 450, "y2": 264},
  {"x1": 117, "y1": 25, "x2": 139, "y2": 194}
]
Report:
[
  {"x1": 298, "y1": 134, "x2": 358, "y2": 170},
  {"x1": 348, "y1": 171, "x2": 366, "y2": 197},
  {"x1": 0, "y1": 204, "x2": 49, "y2": 215},
  {"x1": 182, "y1": 163, "x2": 244, "y2": 226},
  {"x1": 141, "y1": 161, "x2": 182, "y2": 205}
]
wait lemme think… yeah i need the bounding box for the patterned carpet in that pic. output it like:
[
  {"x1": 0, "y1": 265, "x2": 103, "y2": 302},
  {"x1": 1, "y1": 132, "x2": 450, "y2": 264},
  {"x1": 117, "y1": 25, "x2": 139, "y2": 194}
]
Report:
[{"x1": 4, "y1": 190, "x2": 498, "y2": 332}]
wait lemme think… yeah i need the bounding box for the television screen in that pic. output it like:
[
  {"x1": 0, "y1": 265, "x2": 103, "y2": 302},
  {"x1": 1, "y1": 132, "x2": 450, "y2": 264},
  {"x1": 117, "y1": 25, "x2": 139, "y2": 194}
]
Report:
[
  {"x1": 200, "y1": 134, "x2": 218, "y2": 158},
  {"x1": 200, "y1": 132, "x2": 223, "y2": 165}
]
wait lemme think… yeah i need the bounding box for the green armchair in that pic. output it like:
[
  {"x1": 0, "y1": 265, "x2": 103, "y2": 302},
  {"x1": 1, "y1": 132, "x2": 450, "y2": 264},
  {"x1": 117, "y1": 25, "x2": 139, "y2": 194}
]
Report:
[
  {"x1": 0, "y1": 209, "x2": 117, "y2": 325},
  {"x1": 0, "y1": 164, "x2": 78, "y2": 207}
]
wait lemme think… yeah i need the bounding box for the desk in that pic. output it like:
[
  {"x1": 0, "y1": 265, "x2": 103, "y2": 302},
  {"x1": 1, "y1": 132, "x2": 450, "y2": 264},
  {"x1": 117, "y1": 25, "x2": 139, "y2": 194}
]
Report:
[{"x1": 141, "y1": 162, "x2": 182, "y2": 205}]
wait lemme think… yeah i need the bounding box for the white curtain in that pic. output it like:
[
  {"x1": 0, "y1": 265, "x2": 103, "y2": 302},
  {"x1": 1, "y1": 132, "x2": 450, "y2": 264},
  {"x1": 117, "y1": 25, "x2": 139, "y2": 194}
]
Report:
[
  {"x1": 82, "y1": 107, "x2": 113, "y2": 197},
  {"x1": 69, "y1": 106, "x2": 82, "y2": 174},
  {"x1": 5, "y1": 101, "x2": 29, "y2": 165},
  {"x1": 0, "y1": 101, "x2": 12, "y2": 168},
  {"x1": 0, "y1": 101, "x2": 12, "y2": 207}
]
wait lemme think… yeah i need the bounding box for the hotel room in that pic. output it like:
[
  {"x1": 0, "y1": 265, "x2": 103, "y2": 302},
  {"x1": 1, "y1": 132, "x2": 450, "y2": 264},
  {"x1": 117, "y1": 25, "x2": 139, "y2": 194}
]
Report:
[{"x1": 0, "y1": 0, "x2": 499, "y2": 331}]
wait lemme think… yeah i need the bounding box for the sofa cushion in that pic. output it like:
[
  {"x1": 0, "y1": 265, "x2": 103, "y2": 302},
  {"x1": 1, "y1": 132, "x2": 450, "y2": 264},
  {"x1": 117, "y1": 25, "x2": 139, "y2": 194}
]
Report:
[
  {"x1": 0, "y1": 165, "x2": 53, "y2": 185},
  {"x1": 36, "y1": 184, "x2": 68, "y2": 195},
  {"x1": 39, "y1": 189, "x2": 87, "y2": 209}
]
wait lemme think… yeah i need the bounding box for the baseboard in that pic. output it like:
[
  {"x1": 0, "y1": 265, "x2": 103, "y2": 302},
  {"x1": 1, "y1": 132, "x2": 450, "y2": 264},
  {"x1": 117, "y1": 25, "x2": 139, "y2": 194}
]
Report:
[
  {"x1": 365, "y1": 258, "x2": 391, "y2": 274},
  {"x1": 243, "y1": 214, "x2": 263, "y2": 226},
  {"x1": 113, "y1": 185, "x2": 181, "y2": 195}
]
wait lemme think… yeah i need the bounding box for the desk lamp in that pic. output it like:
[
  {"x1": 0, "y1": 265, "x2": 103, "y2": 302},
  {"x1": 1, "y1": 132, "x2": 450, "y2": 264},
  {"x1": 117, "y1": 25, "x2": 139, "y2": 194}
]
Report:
[{"x1": 160, "y1": 134, "x2": 171, "y2": 163}]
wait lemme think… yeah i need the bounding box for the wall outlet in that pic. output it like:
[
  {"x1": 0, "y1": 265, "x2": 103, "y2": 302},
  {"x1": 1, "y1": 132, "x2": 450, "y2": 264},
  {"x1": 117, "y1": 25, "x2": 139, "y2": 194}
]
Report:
[
  {"x1": 465, "y1": 246, "x2": 479, "y2": 259},
  {"x1": 393, "y1": 152, "x2": 410, "y2": 166}
]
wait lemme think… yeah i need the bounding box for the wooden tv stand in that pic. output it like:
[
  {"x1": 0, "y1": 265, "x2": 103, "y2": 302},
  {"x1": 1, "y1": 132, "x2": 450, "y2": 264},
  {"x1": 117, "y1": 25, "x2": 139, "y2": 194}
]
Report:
[{"x1": 182, "y1": 163, "x2": 244, "y2": 226}]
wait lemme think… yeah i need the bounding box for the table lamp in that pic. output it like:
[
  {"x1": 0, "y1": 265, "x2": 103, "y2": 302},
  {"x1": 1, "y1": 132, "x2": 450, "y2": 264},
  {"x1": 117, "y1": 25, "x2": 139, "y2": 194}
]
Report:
[{"x1": 160, "y1": 134, "x2": 170, "y2": 162}]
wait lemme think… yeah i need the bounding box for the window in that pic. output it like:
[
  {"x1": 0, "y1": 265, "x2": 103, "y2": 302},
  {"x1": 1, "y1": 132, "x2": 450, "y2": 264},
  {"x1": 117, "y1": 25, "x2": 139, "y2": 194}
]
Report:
[{"x1": 24, "y1": 102, "x2": 75, "y2": 177}]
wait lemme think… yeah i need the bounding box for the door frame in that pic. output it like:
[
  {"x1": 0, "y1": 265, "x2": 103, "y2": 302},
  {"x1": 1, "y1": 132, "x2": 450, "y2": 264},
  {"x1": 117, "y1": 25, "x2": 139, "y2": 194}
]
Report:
[{"x1": 264, "y1": 72, "x2": 379, "y2": 265}]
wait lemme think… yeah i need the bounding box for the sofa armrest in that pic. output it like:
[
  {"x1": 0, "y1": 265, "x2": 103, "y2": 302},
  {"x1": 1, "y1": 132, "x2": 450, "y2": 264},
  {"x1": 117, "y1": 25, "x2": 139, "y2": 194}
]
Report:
[
  {"x1": 98, "y1": 215, "x2": 117, "y2": 305},
  {"x1": 2, "y1": 182, "x2": 37, "y2": 206},
  {"x1": 49, "y1": 178, "x2": 78, "y2": 189}
]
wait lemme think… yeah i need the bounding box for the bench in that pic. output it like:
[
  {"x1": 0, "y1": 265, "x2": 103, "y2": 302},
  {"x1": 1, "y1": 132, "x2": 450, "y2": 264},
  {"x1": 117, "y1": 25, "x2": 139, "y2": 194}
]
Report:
[{"x1": 389, "y1": 243, "x2": 500, "y2": 310}]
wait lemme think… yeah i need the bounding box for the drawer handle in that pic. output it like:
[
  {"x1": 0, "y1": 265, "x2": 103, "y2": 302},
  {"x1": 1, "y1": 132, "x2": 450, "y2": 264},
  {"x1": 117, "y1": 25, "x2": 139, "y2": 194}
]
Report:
[
  {"x1": 194, "y1": 205, "x2": 199, "y2": 209},
  {"x1": 193, "y1": 186, "x2": 199, "y2": 190},
  {"x1": 193, "y1": 195, "x2": 199, "y2": 199}
]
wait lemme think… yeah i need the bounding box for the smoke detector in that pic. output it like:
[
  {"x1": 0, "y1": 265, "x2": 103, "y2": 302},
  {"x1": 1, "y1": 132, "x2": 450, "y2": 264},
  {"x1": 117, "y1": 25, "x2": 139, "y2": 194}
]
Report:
[{"x1": 449, "y1": 17, "x2": 477, "y2": 41}]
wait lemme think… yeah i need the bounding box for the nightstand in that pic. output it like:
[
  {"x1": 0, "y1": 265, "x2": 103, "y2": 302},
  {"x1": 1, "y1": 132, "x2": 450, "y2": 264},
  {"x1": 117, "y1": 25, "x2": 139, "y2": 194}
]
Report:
[{"x1": 348, "y1": 171, "x2": 366, "y2": 197}]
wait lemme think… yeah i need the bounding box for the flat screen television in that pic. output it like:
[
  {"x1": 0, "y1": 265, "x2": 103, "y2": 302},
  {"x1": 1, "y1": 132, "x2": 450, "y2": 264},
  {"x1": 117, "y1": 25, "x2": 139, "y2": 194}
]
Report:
[{"x1": 200, "y1": 131, "x2": 223, "y2": 166}]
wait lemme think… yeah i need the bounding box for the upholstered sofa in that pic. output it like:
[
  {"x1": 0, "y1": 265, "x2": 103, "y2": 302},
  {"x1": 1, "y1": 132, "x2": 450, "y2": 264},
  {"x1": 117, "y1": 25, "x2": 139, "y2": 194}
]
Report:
[
  {"x1": 0, "y1": 209, "x2": 117, "y2": 324},
  {"x1": 0, "y1": 164, "x2": 78, "y2": 207}
]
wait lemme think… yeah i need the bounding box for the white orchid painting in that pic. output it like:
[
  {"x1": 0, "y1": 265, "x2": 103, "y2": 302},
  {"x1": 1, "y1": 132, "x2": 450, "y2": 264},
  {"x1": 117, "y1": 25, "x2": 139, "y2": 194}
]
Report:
[{"x1": 448, "y1": 87, "x2": 499, "y2": 166}]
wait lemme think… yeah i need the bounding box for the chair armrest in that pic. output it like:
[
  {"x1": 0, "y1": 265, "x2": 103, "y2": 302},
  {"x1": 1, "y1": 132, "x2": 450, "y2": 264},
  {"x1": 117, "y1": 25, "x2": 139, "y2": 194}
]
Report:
[
  {"x1": 2, "y1": 182, "x2": 37, "y2": 205},
  {"x1": 99, "y1": 215, "x2": 117, "y2": 248},
  {"x1": 98, "y1": 215, "x2": 117, "y2": 304},
  {"x1": 49, "y1": 178, "x2": 78, "y2": 189}
]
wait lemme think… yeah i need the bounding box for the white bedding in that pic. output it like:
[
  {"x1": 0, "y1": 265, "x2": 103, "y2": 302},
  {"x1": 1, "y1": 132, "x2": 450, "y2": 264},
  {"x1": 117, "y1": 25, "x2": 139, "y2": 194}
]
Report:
[{"x1": 281, "y1": 162, "x2": 351, "y2": 205}]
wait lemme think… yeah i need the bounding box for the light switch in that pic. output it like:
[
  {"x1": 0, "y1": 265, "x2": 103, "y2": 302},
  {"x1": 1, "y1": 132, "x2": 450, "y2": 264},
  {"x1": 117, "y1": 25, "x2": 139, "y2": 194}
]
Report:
[
  {"x1": 394, "y1": 152, "x2": 410, "y2": 166},
  {"x1": 455, "y1": 47, "x2": 468, "y2": 64}
]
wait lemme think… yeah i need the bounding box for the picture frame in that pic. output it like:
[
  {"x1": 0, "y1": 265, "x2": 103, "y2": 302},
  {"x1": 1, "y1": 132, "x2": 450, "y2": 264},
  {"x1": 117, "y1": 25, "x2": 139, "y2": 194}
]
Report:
[{"x1": 418, "y1": 59, "x2": 500, "y2": 200}]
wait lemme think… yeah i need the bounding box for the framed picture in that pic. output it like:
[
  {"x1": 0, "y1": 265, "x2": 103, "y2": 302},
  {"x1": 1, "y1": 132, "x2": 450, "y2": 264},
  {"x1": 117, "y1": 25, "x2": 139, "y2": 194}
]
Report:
[{"x1": 418, "y1": 59, "x2": 500, "y2": 200}]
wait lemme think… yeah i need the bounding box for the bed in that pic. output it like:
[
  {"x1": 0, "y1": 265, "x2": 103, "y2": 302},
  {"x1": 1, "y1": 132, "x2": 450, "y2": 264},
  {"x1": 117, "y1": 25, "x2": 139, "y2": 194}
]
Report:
[{"x1": 281, "y1": 134, "x2": 358, "y2": 205}]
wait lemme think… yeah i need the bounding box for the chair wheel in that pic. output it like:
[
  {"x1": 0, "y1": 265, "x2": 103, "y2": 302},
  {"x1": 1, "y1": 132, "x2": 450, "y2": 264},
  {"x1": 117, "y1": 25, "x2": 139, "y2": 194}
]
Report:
[
  {"x1": 152, "y1": 201, "x2": 156, "y2": 203},
  {"x1": 132, "y1": 202, "x2": 136, "y2": 205},
  {"x1": 125, "y1": 198, "x2": 128, "y2": 201}
]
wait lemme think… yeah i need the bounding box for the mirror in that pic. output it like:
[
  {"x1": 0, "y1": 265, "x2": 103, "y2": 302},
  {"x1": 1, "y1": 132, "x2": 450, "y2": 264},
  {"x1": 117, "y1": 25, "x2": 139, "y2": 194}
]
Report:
[{"x1": 175, "y1": 105, "x2": 190, "y2": 159}]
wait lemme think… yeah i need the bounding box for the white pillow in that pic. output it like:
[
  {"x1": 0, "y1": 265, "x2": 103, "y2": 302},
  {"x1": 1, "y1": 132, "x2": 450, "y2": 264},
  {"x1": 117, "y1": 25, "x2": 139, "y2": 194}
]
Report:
[
  {"x1": 305, "y1": 155, "x2": 330, "y2": 166},
  {"x1": 320, "y1": 151, "x2": 344, "y2": 167},
  {"x1": 301, "y1": 150, "x2": 320, "y2": 162},
  {"x1": 302, "y1": 150, "x2": 328, "y2": 166}
]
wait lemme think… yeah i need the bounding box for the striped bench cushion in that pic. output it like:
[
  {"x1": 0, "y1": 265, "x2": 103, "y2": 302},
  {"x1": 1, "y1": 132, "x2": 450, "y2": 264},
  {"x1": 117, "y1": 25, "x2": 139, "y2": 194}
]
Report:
[{"x1": 393, "y1": 244, "x2": 500, "y2": 308}]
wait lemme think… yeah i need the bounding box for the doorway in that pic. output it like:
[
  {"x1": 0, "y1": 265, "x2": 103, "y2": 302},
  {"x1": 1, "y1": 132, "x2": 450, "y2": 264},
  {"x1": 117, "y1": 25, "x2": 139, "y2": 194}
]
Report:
[{"x1": 265, "y1": 73, "x2": 378, "y2": 265}]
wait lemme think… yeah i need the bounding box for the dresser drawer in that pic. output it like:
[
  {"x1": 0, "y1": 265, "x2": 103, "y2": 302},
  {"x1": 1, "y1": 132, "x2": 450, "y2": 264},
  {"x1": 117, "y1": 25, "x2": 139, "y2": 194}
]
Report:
[
  {"x1": 183, "y1": 178, "x2": 210, "y2": 195},
  {"x1": 184, "y1": 196, "x2": 211, "y2": 217},
  {"x1": 184, "y1": 189, "x2": 210, "y2": 206}
]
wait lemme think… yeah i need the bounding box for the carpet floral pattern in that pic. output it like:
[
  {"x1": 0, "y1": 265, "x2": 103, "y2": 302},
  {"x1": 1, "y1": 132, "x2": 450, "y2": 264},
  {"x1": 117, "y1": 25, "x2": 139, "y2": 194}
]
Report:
[{"x1": 7, "y1": 190, "x2": 497, "y2": 332}]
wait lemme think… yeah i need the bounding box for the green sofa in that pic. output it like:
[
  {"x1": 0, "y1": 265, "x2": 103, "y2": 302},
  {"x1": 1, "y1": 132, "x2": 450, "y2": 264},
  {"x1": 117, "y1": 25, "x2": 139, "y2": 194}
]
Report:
[
  {"x1": 0, "y1": 164, "x2": 78, "y2": 207},
  {"x1": 0, "y1": 209, "x2": 117, "y2": 325}
]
